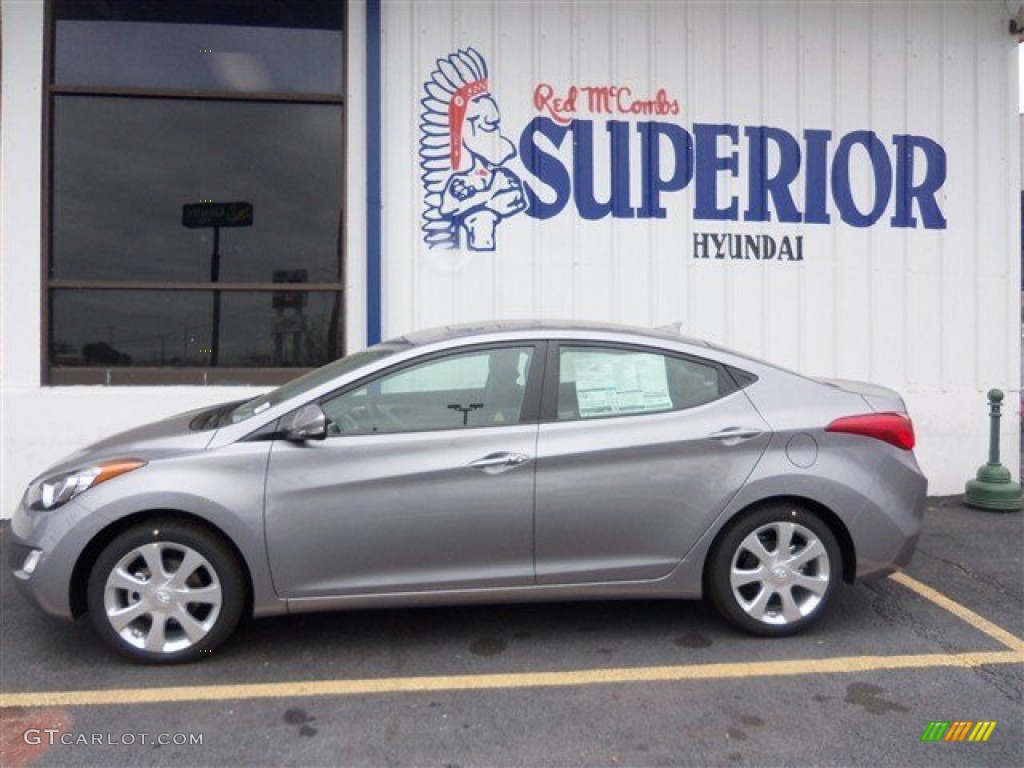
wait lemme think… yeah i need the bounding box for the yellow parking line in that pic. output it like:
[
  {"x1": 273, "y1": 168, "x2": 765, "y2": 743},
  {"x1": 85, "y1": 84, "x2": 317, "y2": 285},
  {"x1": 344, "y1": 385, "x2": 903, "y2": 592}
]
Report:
[
  {"x1": 889, "y1": 572, "x2": 1024, "y2": 652},
  {"x1": 1, "y1": 650, "x2": 1020, "y2": 709},
  {"x1": 3, "y1": 572, "x2": 1020, "y2": 710}
]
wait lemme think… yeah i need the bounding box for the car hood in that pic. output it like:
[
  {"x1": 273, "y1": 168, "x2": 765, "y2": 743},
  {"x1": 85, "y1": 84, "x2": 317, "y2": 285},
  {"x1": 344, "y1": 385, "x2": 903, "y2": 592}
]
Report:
[{"x1": 35, "y1": 402, "x2": 236, "y2": 480}]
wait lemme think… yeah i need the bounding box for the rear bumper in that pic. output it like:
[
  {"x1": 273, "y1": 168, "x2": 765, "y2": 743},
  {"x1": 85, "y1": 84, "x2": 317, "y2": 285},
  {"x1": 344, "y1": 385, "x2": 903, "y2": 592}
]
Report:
[{"x1": 849, "y1": 458, "x2": 928, "y2": 581}]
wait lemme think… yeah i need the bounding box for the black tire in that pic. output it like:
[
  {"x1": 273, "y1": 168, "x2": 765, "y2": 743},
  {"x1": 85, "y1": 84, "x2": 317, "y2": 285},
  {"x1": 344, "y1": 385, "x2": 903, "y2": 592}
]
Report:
[
  {"x1": 707, "y1": 504, "x2": 841, "y2": 636},
  {"x1": 87, "y1": 519, "x2": 246, "y2": 663}
]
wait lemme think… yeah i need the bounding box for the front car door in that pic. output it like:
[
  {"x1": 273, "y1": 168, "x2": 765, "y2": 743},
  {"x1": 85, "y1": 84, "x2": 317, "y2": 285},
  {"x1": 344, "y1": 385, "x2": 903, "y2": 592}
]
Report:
[
  {"x1": 534, "y1": 342, "x2": 770, "y2": 584},
  {"x1": 264, "y1": 343, "x2": 543, "y2": 598}
]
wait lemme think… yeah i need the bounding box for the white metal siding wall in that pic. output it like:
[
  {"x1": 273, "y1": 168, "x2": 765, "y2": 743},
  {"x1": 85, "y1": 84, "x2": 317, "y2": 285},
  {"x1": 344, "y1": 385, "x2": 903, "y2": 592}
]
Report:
[
  {"x1": 380, "y1": 0, "x2": 1021, "y2": 495},
  {"x1": 0, "y1": 1, "x2": 366, "y2": 516}
]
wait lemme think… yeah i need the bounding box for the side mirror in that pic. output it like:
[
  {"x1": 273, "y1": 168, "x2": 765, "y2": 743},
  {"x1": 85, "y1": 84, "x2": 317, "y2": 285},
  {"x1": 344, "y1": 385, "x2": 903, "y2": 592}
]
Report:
[{"x1": 279, "y1": 404, "x2": 327, "y2": 441}]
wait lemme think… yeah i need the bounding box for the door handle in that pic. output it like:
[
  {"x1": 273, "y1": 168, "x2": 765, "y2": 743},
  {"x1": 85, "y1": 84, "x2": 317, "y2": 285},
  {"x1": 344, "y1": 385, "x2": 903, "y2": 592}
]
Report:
[
  {"x1": 707, "y1": 427, "x2": 764, "y2": 442},
  {"x1": 470, "y1": 452, "x2": 530, "y2": 471}
]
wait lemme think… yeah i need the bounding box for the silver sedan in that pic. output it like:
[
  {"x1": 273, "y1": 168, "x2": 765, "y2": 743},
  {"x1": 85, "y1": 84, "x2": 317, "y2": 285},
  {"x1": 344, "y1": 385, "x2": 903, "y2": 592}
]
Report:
[{"x1": 9, "y1": 321, "x2": 927, "y2": 663}]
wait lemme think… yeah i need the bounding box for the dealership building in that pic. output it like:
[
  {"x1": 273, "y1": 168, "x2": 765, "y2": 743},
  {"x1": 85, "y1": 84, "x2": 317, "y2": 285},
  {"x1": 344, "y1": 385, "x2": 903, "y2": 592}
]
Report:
[{"x1": 1, "y1": 0, "x2": 1021, "y2": 514}]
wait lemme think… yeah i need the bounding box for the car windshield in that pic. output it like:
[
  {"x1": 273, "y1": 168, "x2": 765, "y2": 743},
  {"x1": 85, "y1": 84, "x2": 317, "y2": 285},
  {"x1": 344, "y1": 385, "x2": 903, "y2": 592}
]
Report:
[{"x1": 226, "y1": 342, "x2": 409, "y2": 424}]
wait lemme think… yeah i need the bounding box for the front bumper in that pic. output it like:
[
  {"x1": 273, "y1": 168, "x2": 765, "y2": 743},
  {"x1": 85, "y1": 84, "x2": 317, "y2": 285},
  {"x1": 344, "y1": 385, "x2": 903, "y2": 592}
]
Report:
[{"x1": 8, "y1": 494, "x2": 108, "y2": 621}]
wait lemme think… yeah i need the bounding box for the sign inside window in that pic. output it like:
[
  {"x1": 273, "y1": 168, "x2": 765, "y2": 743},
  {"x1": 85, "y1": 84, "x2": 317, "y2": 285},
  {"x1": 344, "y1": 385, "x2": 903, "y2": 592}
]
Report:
[
  {"x1": 182, "y1": 201, "x2": 253, "y2": 229},
  {"x1": 569, "y1": 351, "x2": 673, "y2": 418}
]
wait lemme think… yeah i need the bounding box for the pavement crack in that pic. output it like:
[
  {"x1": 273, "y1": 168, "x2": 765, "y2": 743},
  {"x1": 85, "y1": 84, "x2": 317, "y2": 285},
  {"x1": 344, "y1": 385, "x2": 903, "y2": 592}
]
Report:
[{"x1": 914, "y1": 547, "x2": 1023, "y2": 603}]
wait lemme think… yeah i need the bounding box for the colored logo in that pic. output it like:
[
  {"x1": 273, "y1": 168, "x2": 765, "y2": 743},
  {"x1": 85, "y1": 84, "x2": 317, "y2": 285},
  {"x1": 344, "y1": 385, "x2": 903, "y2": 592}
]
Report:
[
  {"x1": 418, "y1": 47, "x2": 948, "y2": 257},
  {"x1": 419, "y1": 48, "x2": 528, "y2": 251},
  {"x1": 920, "y1": 721, "x2": 997, "y2": 742}
]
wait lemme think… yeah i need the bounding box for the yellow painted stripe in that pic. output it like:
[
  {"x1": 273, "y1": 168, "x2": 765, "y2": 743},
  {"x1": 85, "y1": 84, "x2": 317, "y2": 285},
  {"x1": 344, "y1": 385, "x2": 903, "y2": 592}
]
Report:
[
  {"x1": 889, "y1": 572, "x2": 1024, "y2": 652},
  {"x1": 968, "y1": 721, "x2": 997, "y2": 742},
  {"x1": 2, "y1": 572, "x2": 1020, "y2": 710},
  {"x1": 1, "y1": 650, "x2": 1019, "y2": 709}
]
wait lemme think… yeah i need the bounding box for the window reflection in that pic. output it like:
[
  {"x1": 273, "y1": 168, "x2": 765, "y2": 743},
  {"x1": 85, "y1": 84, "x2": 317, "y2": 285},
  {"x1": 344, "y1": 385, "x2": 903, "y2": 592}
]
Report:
[
  {"x1": 52, "y1": 97, "x2": 341, "y2": 284},
  {"x1": 48, "y1": 0, "x2": 345, "y2": 380},
  {"x1": 51, "y1": 290, "x2": 342, "y2": 368},
  {"x1": 55, "y1": 1, "x2": 343, "y2": 94}
]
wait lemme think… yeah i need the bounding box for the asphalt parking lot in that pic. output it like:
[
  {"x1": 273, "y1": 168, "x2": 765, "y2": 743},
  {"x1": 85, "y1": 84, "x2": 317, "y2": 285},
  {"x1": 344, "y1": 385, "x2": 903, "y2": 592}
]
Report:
[{"x1": 1, "y1": 497, "x2": 1021, "y2": 768}]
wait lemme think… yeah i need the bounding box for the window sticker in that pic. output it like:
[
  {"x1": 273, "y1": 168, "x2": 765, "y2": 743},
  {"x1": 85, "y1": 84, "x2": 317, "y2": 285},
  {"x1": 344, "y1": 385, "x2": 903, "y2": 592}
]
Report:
[{"x1": 570, "y1": 351, "x2": 673, "y2": 418}]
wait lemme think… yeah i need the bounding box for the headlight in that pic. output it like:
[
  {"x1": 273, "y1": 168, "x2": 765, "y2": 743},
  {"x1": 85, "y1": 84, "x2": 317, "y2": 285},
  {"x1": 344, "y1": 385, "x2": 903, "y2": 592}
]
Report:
[{"x1": 30, "y1": 459, "x2": 147, "y2": 511}]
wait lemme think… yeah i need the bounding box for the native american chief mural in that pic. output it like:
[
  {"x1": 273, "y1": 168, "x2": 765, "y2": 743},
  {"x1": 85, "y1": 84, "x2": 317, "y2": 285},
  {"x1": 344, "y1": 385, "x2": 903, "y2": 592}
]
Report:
[{"x1": 419, "y1": 48, "x2": 527, "y2": 251}]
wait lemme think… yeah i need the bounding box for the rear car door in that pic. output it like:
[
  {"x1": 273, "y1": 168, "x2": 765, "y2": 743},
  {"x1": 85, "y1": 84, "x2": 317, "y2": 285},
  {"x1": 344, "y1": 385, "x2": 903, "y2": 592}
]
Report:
[
  {"x1": 264, "y1": 343, "x2": 543, "y2": 598},
  {"x1": 534, "y1": 342, "x2": 770, "y2": 584}
]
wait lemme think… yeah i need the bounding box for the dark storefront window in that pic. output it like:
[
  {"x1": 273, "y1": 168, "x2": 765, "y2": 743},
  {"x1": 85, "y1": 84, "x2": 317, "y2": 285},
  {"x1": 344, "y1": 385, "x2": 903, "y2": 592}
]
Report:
[{"x1": 46, "y1": 0, "x2": 345, "y2": 384}]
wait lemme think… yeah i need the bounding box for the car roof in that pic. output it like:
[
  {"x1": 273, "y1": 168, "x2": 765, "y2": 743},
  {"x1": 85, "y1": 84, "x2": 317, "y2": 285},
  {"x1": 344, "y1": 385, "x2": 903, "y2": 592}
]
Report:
[{"x1": 391, "y1": 320, "x2": 711, "y2": 349}]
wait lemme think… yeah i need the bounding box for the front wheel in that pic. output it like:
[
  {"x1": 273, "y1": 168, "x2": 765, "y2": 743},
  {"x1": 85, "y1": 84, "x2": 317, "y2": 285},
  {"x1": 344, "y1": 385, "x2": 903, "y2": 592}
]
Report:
[
  {"x1": 708, "y1": 505, "x2": 841, "y2": 636},
  {"x1": 87, "y1": 520, "x2": 246, "y2": 663}
]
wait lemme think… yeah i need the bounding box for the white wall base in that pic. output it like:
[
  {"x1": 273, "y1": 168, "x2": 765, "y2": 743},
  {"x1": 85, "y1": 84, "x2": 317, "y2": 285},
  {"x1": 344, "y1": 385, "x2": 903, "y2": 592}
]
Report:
[
  {"x1": 905, "y1": 389, "x2": 1021, "y2": 497},
  {"x1": 1, "y1": 386, "x2": 269, "y2": 514}
]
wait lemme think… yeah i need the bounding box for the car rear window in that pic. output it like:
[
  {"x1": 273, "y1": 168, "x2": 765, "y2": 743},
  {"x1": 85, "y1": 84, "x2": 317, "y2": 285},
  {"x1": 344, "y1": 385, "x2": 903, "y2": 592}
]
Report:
[{"x1": 557, "y1": 346, "x2": 725, "y2": 421}]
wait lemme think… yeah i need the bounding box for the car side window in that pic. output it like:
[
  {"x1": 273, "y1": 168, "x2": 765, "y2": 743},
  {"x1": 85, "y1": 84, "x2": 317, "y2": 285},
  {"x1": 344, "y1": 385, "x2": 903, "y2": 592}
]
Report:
[
  {"x1": 557, "y1": 346, "x2": 723, "y2": 421},
  {"x1": 322, "y1": 347, "x2": 534, "y2": 435}
]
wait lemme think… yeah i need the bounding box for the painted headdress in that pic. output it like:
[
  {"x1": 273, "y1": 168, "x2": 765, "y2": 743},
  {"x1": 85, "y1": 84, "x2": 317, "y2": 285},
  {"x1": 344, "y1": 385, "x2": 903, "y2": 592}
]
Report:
[{"x1": 419, "y1": 47, "x2": 490, "y2": 249}]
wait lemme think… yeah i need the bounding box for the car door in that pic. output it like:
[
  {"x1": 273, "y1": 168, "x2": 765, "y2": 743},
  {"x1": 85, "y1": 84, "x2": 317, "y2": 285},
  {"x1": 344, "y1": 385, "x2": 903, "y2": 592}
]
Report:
[
  {"x1": 264, "y1": 343, "x2": 543, "y2": 598},
  {"x1": 534, "y1": 342, "x2": 770, "y2": 584}
]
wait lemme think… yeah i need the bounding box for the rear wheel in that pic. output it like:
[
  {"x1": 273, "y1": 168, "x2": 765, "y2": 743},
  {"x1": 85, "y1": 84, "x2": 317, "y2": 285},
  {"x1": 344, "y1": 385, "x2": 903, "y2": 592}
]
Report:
[
  {"x1": 708, "y1": 505, "x2": 841, "y2": 636},
  {"x1": 87, "y1": 520, "x2": 245, "y2": 663}
]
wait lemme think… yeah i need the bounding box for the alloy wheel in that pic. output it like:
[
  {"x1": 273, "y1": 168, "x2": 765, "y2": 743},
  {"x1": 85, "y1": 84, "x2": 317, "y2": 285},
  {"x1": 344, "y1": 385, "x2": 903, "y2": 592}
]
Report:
[
  {"x1": 728, "y1": 520, "x2": 830, "y2": 626},
  {"x1": 102, "y1": 541, "x2": 223, "y2": 654}
]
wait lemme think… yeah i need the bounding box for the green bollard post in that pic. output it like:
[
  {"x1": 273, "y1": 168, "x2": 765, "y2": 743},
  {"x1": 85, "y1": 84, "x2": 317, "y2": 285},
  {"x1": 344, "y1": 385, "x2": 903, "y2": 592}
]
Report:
[{"x1": 964, "y1": 389, "x2": 1022, "y2": 511}]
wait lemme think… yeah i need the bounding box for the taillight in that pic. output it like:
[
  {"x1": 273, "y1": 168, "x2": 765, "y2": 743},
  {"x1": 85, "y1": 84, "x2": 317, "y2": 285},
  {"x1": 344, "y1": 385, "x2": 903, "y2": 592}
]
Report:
[{"x1": 825, "y1": 412, "x2": 915, "y2": 450}]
